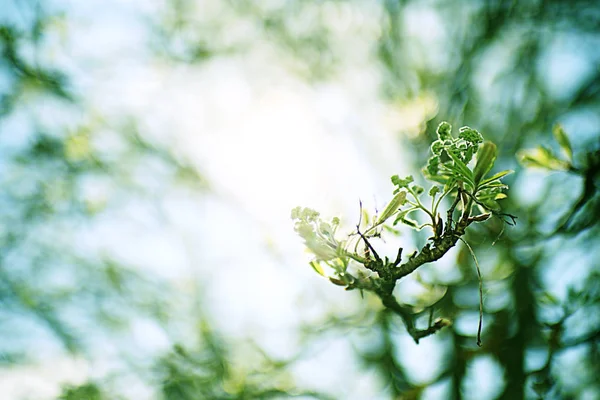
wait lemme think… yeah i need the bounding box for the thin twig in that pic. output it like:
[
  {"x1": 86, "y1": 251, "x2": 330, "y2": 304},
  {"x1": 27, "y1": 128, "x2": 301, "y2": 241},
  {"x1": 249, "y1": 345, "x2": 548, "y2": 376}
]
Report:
[
  {"x1": 460, "y1": 237, "x2": 484, "y2": 347},
  {"x1": 463, "y1": 191, "x2": 517, "y2": 225}
]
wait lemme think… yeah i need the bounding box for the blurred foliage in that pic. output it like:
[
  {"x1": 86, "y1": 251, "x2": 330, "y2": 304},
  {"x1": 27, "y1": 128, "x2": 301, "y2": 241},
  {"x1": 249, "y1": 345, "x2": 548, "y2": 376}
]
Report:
[
  {"x1": 372, "y1": 1, "x2": 600, "y2": 398},
  {"x1": 58, "y1": 383, "x2": 103, "y2": 400},
  {"x1": 0, "y1": 0, "x2": 599, "y2": 399}
]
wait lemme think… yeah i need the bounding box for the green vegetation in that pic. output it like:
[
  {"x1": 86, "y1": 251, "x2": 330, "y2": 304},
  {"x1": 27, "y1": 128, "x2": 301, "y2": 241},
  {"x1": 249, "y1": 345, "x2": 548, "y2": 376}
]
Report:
[
  {"x1": 293, "y1": 122, "x2": 515, "y2": 345},
  {"x1": 1, "y1": 0, "x2": 599, "y2": 399}
]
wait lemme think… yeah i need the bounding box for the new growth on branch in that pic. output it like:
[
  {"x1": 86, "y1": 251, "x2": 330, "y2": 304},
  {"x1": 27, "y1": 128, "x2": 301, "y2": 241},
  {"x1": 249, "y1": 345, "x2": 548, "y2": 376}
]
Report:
[{"x1": 292, "y1": 122, "x2": 516, "y2": 345}]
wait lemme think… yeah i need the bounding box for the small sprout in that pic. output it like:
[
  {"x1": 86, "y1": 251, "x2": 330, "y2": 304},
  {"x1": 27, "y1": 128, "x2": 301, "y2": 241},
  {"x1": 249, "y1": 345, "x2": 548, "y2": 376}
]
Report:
[
  {"x1": 391, "y1": 174, "x2": 414, "y2": 188},
  {"x1": 458, "y1": 126, "x2": 483, "y2": 145},
  {"x1": 429, "y1": 186, "x2": 440, "y2": 197},
  {"x1": 427, "y1": 156, "x2": 441, "y2": 176},
  {"x1": 292, "y1": 207, "x2": 344, "y2": 261},
  {"x1": 431, "y1": 140, "x2": 444, "y2": 155},
  {"x1": 411, "y1": 185, "x2": 424, "y2": 195},
  {"x1": 437, "y1": 121, "x2": 453, "y2": 141}
]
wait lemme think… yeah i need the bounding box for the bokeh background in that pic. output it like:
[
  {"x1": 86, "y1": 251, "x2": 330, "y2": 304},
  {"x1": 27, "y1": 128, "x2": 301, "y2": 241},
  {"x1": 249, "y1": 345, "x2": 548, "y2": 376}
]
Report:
[{"x1": 1, "y1": 0, "x2": 599, "y2": 399}]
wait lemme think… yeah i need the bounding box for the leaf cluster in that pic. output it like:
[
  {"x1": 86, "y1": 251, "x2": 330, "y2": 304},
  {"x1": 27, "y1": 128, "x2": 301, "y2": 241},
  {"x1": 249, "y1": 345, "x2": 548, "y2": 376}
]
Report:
[{"x1": 292, "y1": 122, "x2": 515, "y2": 344}]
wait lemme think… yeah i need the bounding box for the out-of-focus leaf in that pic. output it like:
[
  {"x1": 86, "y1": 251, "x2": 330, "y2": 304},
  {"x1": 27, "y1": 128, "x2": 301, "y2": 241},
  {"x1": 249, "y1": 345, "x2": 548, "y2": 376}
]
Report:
[
  {"x1": 553, "y1": 124, "x2": 573, "y2": 161},
  {"x1": 517, "y1": 146, "x2": 571, "y2": 171},
  {"x1": 309, "y1": 261, "x2": 326, "y2": 277},
  {"x1": 329, "y1": 277, "x2": 347, "y2": 286},
  {"x1": 58, "y1": 383, "x2": 103, "y2": 400},
  {"x1": 538, "y1": 292, "x2": 560, "y2": 306}
]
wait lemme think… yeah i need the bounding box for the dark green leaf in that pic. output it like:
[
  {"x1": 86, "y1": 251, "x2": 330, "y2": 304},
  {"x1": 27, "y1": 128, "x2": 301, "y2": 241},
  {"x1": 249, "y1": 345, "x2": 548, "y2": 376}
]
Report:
[
  {"x1": 473, "y1": 141, "x2": 497, "y2": 186},
  {"x1": 446, "y1": 151, "x2": 475, "y2": 188}
]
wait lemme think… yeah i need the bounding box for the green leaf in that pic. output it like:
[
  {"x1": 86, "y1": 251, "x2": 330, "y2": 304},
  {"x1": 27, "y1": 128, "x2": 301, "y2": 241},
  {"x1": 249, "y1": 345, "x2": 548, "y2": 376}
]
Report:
[
  {"x1": 391, "y1": 175, "x2": 413, "y2": 188},
  {"x1": 479, "y1": 181, "x2": 508, "y2": 190},
  {"x1": 429, "y1": 186, "x2": 440, "y2": 197},
  {"x1": 431, "y1": 141, "x2": 444, "y2": 155},
  {"x1": 476, "y1": 186, "x2": 504, "y2": 202},
  {"x1": 473, "y1": 141, "x2": 497, "y2": 186},
  {"x1": 553, "y1": 124, "x2": 573, "y2": 161},
  {"x1": 446, "y1": 151, "x2": 475, "y2": 188},
  {"x1": 392, "y1": 208, "x2": 416, "y2": 226},
  {"x1": 399, "y1": 217, "x2": 418, "y2": 228},
  {"x1": 517, "y1": 146, "x2": 571, "y2": 171},
  {"x1": 422, "y1": 165, "x2": 448, "y2": 185},
  {"x1": 309, "y1": 261, "x2": 326, "y2": 277},
  {"x1": 458, "y1": 126, "x2": 483, "y2": 144},
  {"x1": 436, "y1": 121, "x2": 453, "y2": 141},
  {"x1": 411, "y1": 185, "x2": 424, "y2": 195},
  {"x1": 376, "y1": 190, "x2": 407, "y2": 225},
  {"x1": 481, "y1": 199, "x2": 501, "y2": 211},
  {"x1": 478, "y1": 169, "x2": 514, "y2": 187}
]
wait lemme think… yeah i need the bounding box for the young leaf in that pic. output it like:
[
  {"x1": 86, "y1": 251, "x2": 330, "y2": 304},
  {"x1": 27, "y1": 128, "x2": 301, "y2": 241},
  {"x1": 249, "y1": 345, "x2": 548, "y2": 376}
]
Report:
[
  {"x1": 478, "y1": 170, "x2": 514, "y2": 187},
  {"x1": 376, "y1": 190, "x2": 407, "y2": 225},
  {"x1": 429, "y1": 186, "x2": 440, "y2": 197},
  {"x1": 436, "y1": 121, "x2": 453, "y2": 141},
  {"x1": 392, "y1": 209, "x2": 416, "y2": 226},
  {"x1": 553, "y1": 124, "x2": 573, "y2": 161},
  {"x1": 474, "y1": 141, "x2": 497, "y2": 186},
  {"x1": 446, "y1": 151, "x2": 475, "y2": 188},
  {"x1": 517, "y1": 146, "x2": 571, "y2": 171},
  {"x1": 398, "y1": 217, "x2": 418, "y2": 228},
  {"x1": 309, "y1": 261, "x2": 326, "y2": 277},
  {"x1": 481, "y1": 199, "x2": 501, "y2": 211},
  {"x1": 329, "y1": 277, "x2": 347, "y2": 286}
]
